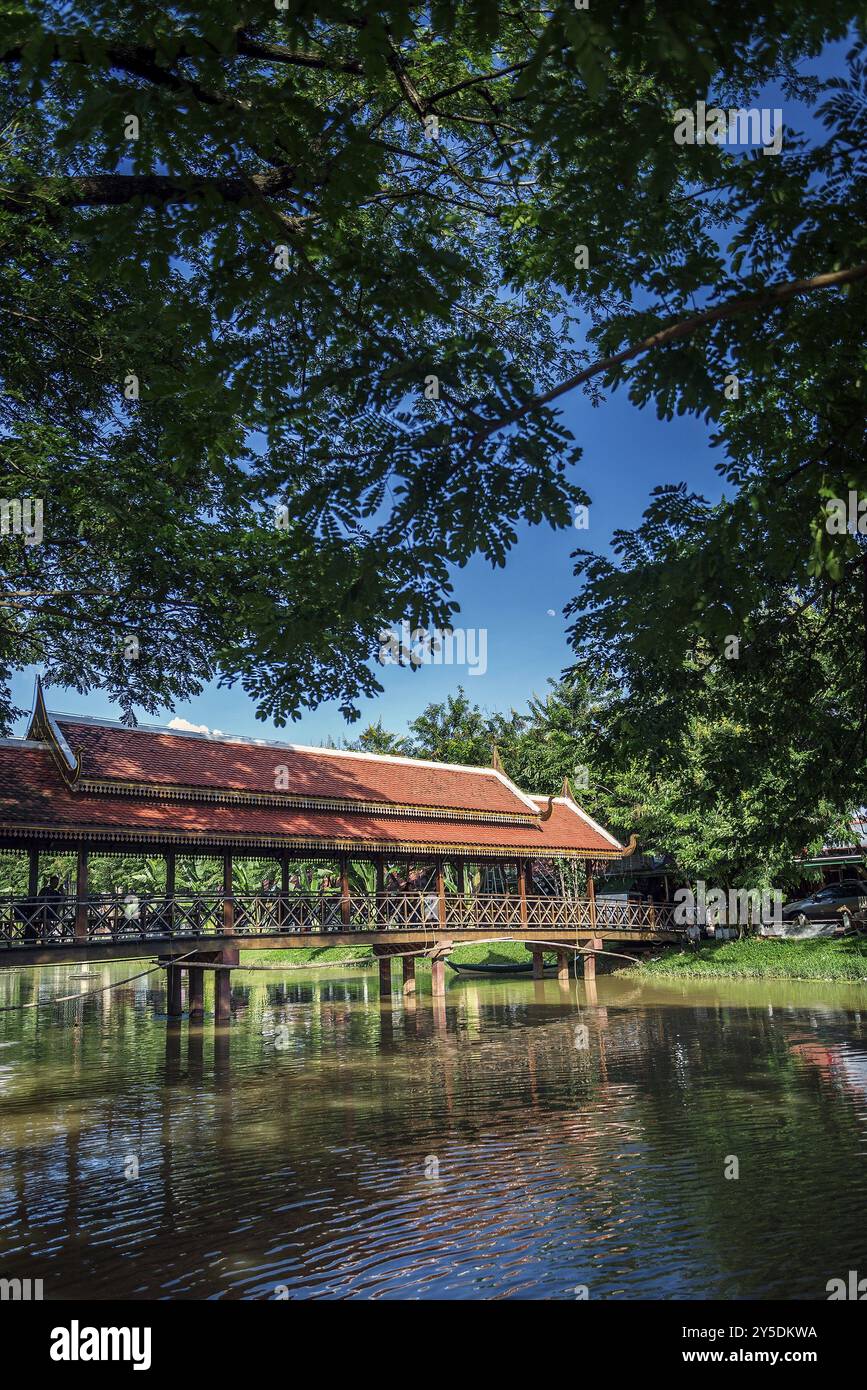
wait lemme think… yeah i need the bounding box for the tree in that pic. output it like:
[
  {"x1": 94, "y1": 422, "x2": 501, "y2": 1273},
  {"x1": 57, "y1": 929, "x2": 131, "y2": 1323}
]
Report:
[
  {"x1": 352, "y1": 718, "x2": 411, "y2": 757},
  {"x1": 1, "y1": 2, "x2": 860, "y2": 727},
  {"x1": 567, "y1": 486, "x2": 860, "y2": 884}
]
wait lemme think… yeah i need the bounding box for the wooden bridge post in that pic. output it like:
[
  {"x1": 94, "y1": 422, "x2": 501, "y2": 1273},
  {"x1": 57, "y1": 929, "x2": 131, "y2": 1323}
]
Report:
[
  {"x1": 531, "y1": 945, "x2": 544, "y2": 980},
  {"x1": 402, "y1": 954, "x2": 416, "y2": 996},
  {"x1": 340, "y1": 853, "x2": 351, "y2": 927},
  {"x1": 188, "y1": 962, "x2": 204, "y2": 1022},
  {"x1": 165, "y1": 851, "x2": 176, "y2": 932},
  {"x1": 222, "y1": 853, "x2": 234, "y2": 934},
  {"x1": 166, "y1": 963, "x2": 183, "y2": 1018},
  {"x1": 436, "y1": 860, "x2": 446, "y2": 928},
  {"x1": 583, "y1": 937, "x2": 603, "y2": 982},
  {"x1": 518, "y1": 859, "x2": 528, "y2": 927},
  {"x1": 74, "y1": 846, "x2": 88, "y2": 941},
  {"x1": 378, "y1": 954, "x2": 392, "y2": 997},
  {"x1": 556, "y1": 949, "x2": 570, "y2": 985},
  {"x1": 280, "y1": 852, "x2": 290, "y2": 928},
  {"x1": 375, "y1": 855, "x2": 385, "y2": 927},
  {"x1": 214, "y1": 947, "x2": 238, "y2": 1024},
  {"x1": 586, "y1": 864, "x2": 597, "y2": 933},
  {"x1": 27, "y1": 847, "x2": 38, "y2": 900},
  {"x1": 431, "y1": 955, "x2": 446, "y2": 997}
]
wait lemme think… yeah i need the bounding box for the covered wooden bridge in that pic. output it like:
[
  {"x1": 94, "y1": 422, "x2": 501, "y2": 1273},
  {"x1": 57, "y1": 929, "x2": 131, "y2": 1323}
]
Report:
[{"x1": 0, "y1": 679, "x2": 678, "y2": 1017}]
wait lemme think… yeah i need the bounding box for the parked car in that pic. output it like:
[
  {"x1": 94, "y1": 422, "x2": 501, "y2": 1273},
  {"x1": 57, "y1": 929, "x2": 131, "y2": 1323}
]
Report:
[{"x1": 782, "y1": 879, "x2": 867, "y2": 925}]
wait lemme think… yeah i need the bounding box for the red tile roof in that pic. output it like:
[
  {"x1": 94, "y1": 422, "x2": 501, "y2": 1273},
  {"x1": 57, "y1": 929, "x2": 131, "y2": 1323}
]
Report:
[
  {"x1": 0, "y1": 745, "x2": 622, "y2": 857},
  {"x1": 55, "y1": 718, "x2": 536, "y2": 817}
]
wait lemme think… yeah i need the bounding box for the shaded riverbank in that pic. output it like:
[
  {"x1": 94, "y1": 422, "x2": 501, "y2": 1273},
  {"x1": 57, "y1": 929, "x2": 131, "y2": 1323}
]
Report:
[{"x1": 243, "y1": 936, "x2": 867, "y2": 983}]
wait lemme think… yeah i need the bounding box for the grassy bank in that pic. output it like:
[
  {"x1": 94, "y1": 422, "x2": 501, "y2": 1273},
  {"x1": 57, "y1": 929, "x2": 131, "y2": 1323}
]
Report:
[
  {"x1": 239, "y1": 945, "x2": 373, "y2": 966},
  {"x1": 240, "y1": 941, "x2": 537, "y2": 968},
  {"x1": 632, "y1": 936, "x2": 867, "y2": 982},
  {"x1": 243, "y1": 938, "x2": 867, "y2": 981}
]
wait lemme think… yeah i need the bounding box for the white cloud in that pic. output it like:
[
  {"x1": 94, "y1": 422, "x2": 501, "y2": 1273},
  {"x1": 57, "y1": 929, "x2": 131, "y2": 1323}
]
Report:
[
  {"x1": 167, "y1": 717, "x2": 224, "y2": 737},
  {"x1": 546, "y1": 608, "x2": 556, "y2": 617}
]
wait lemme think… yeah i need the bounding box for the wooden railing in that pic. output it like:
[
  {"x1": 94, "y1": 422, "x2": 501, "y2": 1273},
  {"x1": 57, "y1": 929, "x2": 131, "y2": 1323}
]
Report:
[{"x1": 0, "y1": 892, "x2": 679, "y2": 946}]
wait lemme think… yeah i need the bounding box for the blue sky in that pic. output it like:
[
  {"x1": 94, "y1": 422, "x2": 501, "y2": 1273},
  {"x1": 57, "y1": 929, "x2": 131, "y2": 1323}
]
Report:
[
  {"x1": 12, "y1": 394, "x2": 722, "y2": 742},
  {"x1": 11, "y1": 40, "x2": 846, "y2": 744}
]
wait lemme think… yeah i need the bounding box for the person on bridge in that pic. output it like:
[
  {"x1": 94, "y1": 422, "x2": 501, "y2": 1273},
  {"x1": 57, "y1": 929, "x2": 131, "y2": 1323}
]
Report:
[{"x1": 33, "y1": 874, "x2": 65, "y2": 940}]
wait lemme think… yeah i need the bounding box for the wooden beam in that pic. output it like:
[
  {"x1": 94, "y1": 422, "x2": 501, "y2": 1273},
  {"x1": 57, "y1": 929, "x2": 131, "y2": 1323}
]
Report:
[
  {"x1": 340, "y1": 853, "x2": 351, "y2": 926},
  {"x1": 374, "y1": 855, "x2": 385, "y2": 928},
  {"x1": 223, "y1": 852, "x2": 234, "y2": 933},
  {"x1": 431, "y1": 956, "x2": 446, "y2": 997},
  {"x1": 74, "y1": 846, "x2": 88, "y2": 940},
  {"x1": 456, "y1": 860, "x2": 466, "y2": 894},
  {"x1": 214, "y1": 947, "x2": 237, "y2": 1024},
  {"x1": 518, "y1": 858, "x2": 528, "y2": 926},
  {"x1": 188, "y1": 963, "x2": 204, "y2": 1021},
  {"x1": 436, "y1": 860, "x2": 446, "y2": 928},
  {"x1": 586, "y1": 863, "x2": 597, "y2": 932},
  {"x1": 280, "y1": 851, "x2": 290, "y2": 928},
  {"x1": 378, "y1": 955, "x2": 392, "y2": 997},
  {"x1": 165, "y1": 963, "x2": 183, "y2": 1018},
  {"x1": 165, "y1": 850, "x2": 176, "y2": 931},
  {"x1": 27, "y1": 847, "x2": 38, "y2": 899},
  {"x1": 214, "y1": 967, "x2": 231, "y2": 1023}
]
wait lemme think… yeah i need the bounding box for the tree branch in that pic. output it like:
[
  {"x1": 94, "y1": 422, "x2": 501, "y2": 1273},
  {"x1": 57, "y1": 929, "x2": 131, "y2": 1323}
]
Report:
[
  {"x1": 1, "y1": 169, "x2": 311, "y2": 224},
  {"x1": 472, "y1": 263, "x2": 867, "y2": 443},
  {"x1": 426, "y1": 61, "x2": 531, "y2": 104},
  {"x1": 0, "y1": 32, "x2": 363, "y2": 78}
]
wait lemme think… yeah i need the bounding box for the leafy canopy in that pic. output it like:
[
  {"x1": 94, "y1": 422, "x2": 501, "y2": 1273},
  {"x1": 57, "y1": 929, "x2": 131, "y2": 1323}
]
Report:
[{"x1": 0, "y1": 1, "x2": 859, "y2": 727}]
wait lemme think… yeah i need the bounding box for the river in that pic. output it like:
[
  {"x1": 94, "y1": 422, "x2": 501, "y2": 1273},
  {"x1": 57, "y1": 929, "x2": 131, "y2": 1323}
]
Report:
[{"x1": 1, "y1": 962, "x2": 865, "y2": 1299}]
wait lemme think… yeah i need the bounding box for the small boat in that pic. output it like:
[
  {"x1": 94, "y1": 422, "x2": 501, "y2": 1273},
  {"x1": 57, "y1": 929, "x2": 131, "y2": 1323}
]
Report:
[{"x1": 447, "y1": 956, "x2": 560, "y2": 977}]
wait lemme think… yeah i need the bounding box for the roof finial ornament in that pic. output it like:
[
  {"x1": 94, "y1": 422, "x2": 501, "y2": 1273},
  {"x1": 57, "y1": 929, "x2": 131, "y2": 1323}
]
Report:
[
  {"x1": 27, "y1": 674, "x2": 80, "y2": 782},
  {"x1": 538, "y1": 793, "x2": 555, "y2": 821},
  {"x1": 561, "y1": 775, "x2": 573, "y2": 800},
  {"x1": 490, "y1": 741, "x2": 504, "y2": 773}
]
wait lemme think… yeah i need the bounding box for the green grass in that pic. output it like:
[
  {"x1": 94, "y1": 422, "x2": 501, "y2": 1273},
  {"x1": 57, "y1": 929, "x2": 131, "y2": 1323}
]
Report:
[
  {"x1": 239, "y1": 945, "x2": 373, "y2": 965},
  {"x1": 446, "y1": 941, "x2": 541, "y2": 965},
  {"x1": 240, "y1": 941, "x2": 541, "y2": 968},
  {"x1": 632, "y1": 935, "x2": 867, "y2": 981},
  {"x1": 244, "y1": 937, "x2": 867, "y2": 981}
]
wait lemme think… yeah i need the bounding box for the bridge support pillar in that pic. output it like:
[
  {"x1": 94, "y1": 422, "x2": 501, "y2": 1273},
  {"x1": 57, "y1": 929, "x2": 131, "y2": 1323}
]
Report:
[
  {"x1": 188, "y1": 964, "x2": 204, "y2": 1022},
  {"x1": 583, "y1": 938, "x2": 603, "y2": 983},
  {"x1": 431, "y1": 956, "x2": 446, "y2": 997},
  {"x1": 531, "y1": 946, "x2": 545, "y2": 980},
  {"x1": 402, "y1": 955, "x2": 416, "y2": 995},
  {"x1": 214, "y1": 948, "x2": 238, "y2": 1025},
  {"x1": 166, "y1": 963, "x2": 183, "y2": 1018},
  {"x1": 378, "y1": 956, "x2": 392, "y2": 997},
  {"x1": 556, "y1": 950, "x2": 570, "y2": 985}
]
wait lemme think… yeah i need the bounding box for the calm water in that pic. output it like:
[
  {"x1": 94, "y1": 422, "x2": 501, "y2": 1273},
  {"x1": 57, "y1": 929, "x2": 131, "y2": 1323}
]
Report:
[{"x1": 0, "y1": 961, "x2": 866, "y2": 1300}]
